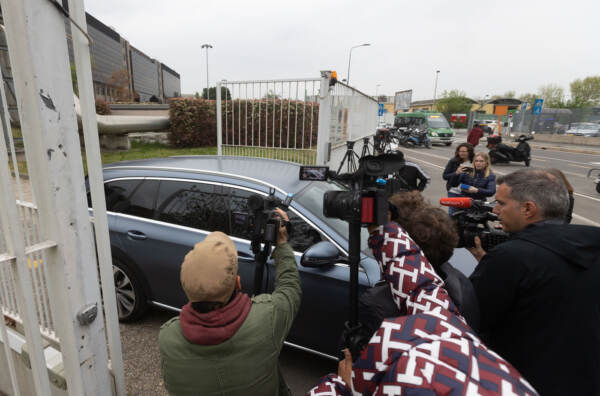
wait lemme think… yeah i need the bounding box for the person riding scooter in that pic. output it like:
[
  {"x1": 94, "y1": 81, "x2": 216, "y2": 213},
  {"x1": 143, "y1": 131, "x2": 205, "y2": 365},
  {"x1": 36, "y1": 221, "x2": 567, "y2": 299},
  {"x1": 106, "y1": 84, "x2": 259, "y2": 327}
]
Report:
[{"x1": 487, "y1": 134, "x2": 533, "y2": 167}]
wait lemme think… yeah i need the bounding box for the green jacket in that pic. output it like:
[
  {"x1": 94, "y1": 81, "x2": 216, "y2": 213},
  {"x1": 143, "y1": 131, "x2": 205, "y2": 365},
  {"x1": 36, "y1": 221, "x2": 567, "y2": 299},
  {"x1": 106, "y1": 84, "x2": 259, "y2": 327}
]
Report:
[{"x1": 159, "y1": 243, "x2": 301, "y2": 396}]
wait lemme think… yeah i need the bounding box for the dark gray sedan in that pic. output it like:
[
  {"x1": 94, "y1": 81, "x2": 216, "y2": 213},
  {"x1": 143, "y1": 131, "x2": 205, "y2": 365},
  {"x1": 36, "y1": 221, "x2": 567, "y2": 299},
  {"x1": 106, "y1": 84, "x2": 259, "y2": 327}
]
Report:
[{"x1": 91, "y1": 155, "x2": 476, "y2": 359}]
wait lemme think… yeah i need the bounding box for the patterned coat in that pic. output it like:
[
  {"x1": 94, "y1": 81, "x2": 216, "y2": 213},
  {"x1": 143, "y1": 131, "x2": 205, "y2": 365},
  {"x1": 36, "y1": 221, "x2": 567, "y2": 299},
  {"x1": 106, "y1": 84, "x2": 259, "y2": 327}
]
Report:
[{"x1": 307, "y1": 222, "x2": 538, "y2": 396}]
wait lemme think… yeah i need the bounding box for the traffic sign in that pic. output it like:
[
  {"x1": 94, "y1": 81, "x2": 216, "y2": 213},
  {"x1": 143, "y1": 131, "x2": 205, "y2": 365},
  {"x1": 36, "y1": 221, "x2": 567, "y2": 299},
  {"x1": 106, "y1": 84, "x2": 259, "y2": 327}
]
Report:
[
  {"x1": 378, "y1": 103, "x2": 384, "y2": 116},
  {"x1": 521, "y1": 102, "x2": 528, "y2": 111},
  {"x1": 533, "y1": 99, "x2": 544, "y2": 115}
]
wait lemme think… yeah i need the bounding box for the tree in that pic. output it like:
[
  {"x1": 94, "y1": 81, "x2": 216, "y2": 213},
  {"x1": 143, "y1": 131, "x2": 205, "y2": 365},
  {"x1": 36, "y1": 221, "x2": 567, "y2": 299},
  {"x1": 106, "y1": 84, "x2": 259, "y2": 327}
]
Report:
[
  {"x1": 569, "y1": 76, "x2": 600, "y2": 107},
  {"x1": 503, "y1": 91, "x2": 516, "y2": 98},
  {"x1": 434, "y1": 90, "x2": 472, "y2": 115},
  {"x1": 518, "y1": 93, "x2": 537, "y2": 107},
  {"x1": 194, "y1": 91, "x2": 200, "y2": 99},
  {"x1": 106, "y1": 69, "x2": 131, "y2": 102},
  {"x1": 202, "y1": 86, "x2": 232, "y2": 100},
  {"x1": 537, "y1": 84, "x2": 566, "y2": 108},
  {"x1": 262, "y1": 90, "x2": 280, "y2": 100}
]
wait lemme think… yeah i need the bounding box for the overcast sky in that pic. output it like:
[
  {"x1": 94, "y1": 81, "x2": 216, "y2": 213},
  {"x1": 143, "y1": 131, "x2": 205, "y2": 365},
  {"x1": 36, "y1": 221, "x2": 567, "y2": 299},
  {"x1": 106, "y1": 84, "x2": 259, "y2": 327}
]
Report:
[{"x1": 84, "y1": 0, "x2": 599, "y2": 100}]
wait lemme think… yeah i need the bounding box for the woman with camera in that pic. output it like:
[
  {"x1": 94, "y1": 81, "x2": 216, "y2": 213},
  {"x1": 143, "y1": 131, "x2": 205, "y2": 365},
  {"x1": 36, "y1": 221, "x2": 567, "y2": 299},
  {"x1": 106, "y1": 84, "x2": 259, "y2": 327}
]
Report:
[
  {"x1": 451, "y1": 152, "x2": 496, "y2": 202},
  {"x1": 442, "y1": 143, "x2": 475, "y2": 214}
]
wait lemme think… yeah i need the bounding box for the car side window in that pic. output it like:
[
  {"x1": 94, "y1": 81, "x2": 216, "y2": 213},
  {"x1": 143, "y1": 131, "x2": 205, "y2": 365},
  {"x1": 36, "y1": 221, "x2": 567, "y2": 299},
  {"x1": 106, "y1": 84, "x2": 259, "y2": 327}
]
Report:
[
  {"x1": 156, "y1": 180, "x2": 228, "y2": 233},
  {"x1": 227, "y1": 187, "x2": 323, "y2": 252},
  {"x1": 104, "y1": 179, "x2": 158, "y2": 219}
]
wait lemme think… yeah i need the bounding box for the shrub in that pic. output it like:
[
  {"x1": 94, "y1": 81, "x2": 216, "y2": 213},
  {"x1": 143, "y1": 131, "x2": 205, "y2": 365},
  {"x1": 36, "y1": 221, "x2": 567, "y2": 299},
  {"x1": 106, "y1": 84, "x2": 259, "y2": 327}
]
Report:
[
  {"x1": 95, "y1": 99, "x2": 111, "y2": 115},
  {"x1": 169, "y1": 98, "x2": 319, "y2": 148}
]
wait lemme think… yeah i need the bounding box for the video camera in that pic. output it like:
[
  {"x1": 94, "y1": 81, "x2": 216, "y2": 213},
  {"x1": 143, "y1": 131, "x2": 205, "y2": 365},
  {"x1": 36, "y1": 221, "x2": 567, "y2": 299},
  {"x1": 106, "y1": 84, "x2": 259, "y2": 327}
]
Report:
[
  {"x1": 440, "y1": 197, "x2": 509, "y2": 251},
  {"x1": 237, "y1": 190, "x2": 292, "y2": 296},
  {"x1": 246, "y1": 191, "x2": 293, "y2": 247},
  {"x1": 299, "y1": 153, "x2": 405, "y2": 226},
  {"x1": 300, "y1": 153, "x2": 406, "y2": 361}
]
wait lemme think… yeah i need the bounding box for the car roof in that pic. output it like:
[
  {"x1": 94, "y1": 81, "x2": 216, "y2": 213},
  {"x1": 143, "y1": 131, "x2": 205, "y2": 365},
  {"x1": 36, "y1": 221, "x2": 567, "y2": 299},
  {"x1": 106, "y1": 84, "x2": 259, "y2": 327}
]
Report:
[{"x1": 103, "y1": 155, "x2": 313, "y2": 195}]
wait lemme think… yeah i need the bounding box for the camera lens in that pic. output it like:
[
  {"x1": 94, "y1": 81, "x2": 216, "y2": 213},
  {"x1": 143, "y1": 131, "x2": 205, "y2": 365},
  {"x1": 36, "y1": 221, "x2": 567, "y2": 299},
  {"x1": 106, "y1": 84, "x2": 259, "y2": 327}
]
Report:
[{"x1": 323, "y1": 191, "x2": 361, "y2": 221}]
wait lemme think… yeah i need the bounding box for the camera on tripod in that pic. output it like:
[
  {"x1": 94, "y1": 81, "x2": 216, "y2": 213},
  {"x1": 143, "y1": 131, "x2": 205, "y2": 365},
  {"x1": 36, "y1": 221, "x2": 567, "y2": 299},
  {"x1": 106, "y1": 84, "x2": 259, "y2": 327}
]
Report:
[
  {"x1": 439, "y1": 197, "x2": 509, "y2": 251},
  {"x1": 299, "y1": 153, "x2": 405, "y2": 226}
]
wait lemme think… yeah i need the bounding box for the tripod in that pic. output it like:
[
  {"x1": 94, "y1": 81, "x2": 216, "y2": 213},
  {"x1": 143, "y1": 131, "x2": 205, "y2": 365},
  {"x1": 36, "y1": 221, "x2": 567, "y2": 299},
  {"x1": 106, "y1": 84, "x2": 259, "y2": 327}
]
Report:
[
  {"x1": 360, "y1": 136, "x2": 371, "y2": 158},
  {"x1": 337, "y1": 140, "x2": 360, "y2": 174}
]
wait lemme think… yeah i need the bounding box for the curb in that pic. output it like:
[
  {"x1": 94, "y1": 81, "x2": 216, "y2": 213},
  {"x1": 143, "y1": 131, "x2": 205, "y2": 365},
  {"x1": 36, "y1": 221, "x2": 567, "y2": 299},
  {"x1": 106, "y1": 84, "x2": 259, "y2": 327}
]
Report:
[{"x1": 530, "y1": 144, "x2": 600, "y2": 156}]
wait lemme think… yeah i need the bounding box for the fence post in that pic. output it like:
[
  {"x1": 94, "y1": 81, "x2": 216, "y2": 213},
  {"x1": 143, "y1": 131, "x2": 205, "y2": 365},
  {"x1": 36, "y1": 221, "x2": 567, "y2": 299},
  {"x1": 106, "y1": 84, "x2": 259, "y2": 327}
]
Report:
[
  {"x1": 217, "y1": 81, "x2": 222, "y2": 156},
  {"x1": 1, "y1": 0, "x2": 112, "y2": 394},
  {"x1": 68, "y1": 0, "x2": 126, "y2": 394},
  {"x1": 316, "y1": 71, "x2": 332, "y2": 165}
]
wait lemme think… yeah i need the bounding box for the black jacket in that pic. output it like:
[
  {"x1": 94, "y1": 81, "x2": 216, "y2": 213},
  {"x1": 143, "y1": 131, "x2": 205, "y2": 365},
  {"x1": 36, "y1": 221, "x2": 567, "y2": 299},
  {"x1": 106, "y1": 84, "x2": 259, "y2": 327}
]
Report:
[
  {"x1": 470, "y1": 222, "x2": 600, "y2": 396},
  {"x1": 442, "y1": 158, "x2": 463, "y2": 191},
  {"x1": 388, "y1": 162, "x2": 430, "y2": 192}
]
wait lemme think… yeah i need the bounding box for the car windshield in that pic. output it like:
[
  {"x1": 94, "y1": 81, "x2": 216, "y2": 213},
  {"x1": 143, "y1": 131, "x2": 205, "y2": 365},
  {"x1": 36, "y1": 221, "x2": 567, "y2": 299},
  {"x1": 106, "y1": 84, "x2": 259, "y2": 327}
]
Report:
[
  {"x1": 294, "y1": 180, "x2": 372, "y2": 255},
  {"x1": 427, "y1": 115, "x2": 450, "y2": 128}
]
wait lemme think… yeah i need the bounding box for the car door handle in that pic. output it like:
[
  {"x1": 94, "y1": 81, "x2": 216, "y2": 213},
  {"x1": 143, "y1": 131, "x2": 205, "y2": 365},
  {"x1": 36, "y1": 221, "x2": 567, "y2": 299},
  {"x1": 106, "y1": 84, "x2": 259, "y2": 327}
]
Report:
[{"x1": 127, "y1": 230, "x2": 147, "y2": 240}]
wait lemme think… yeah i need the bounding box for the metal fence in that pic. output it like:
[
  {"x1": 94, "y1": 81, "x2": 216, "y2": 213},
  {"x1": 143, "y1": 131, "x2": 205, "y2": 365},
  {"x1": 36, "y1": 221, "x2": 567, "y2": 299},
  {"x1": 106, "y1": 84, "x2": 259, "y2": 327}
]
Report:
[
  {"x1": 511, "y1": 107, "x2": 600, "y2": 134},
  {"x1": 217, "y1": 78, "x2": 322, "y2": 165},
  {"x1": 216, "y1": 72, "x2": 378, "y2": 167},
  {"x1": 0, "y1": 0, "x2": 124, "y2": 395}
]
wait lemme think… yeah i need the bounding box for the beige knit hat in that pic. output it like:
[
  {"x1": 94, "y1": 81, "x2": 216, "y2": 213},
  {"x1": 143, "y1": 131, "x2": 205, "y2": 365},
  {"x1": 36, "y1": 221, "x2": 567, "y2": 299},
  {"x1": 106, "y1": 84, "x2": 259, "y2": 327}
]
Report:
[{"x1": 180, "y1": 232, "x2": 238, "y2": 303}]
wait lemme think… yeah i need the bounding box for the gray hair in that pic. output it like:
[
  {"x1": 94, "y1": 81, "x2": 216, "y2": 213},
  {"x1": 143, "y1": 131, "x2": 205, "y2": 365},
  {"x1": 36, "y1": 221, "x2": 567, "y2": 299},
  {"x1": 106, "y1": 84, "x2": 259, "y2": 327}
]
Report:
[{"x1": 496, "y1": 169, "x2": 569, "y2": 220}]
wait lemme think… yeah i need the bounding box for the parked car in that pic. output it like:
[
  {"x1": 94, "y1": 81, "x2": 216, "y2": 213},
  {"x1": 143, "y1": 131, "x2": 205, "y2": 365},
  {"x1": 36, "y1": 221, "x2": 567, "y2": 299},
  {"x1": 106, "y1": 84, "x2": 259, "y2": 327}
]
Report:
[
  {"x1": 89, "y1": 156, "x2": 476, "y2": 359},
  {"x1": 394, "y1": 111, "x2": 455, "y2": 146},
  {"x1": 566, "y1": 122, "x2": 600, "y2": 137}
]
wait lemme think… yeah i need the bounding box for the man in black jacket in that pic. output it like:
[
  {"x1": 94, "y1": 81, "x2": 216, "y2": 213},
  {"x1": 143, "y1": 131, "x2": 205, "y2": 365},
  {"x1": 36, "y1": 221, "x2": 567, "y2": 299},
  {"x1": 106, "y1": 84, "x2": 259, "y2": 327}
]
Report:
[{"x1": 468, "y1": 168, "x2": 600, "y2": 396}]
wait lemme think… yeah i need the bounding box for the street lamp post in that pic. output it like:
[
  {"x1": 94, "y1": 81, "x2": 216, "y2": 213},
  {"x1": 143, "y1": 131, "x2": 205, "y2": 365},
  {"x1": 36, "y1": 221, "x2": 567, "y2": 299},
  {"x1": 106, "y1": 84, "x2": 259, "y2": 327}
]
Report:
[
  {"x1": 432, "y1": 70, "x2": 440, "y2": 108},
  {"x1": 346, "y1": 43, "x2": 370, "y2": 85},
  {"x1": 201, "y1": 44, "x2": 213, "y2": 99}
]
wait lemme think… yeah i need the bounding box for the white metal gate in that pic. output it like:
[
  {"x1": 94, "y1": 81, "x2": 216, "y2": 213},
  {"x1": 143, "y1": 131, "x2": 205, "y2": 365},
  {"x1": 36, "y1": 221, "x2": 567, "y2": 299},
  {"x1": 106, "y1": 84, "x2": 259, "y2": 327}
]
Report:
[
  {"x1": 0, "y1": 0, "x2": 124, "y2": 395},
  {"x1": 216, "y1": 72, "x2": 378, "y2": 167}
]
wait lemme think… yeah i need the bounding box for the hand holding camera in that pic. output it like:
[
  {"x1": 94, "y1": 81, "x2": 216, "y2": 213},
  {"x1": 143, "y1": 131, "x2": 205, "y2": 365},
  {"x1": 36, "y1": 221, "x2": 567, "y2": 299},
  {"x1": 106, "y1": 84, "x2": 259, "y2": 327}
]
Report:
[{"x1": 273, "y1": 208, "x2": 289, "y2": 246}]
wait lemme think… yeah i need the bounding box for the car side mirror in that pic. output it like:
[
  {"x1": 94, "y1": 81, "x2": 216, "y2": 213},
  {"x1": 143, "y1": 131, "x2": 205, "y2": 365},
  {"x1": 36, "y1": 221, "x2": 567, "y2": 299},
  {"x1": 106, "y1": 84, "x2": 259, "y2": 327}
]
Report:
[{"x1": 301, "y1": 241, "x2": 348, "y2": 268}]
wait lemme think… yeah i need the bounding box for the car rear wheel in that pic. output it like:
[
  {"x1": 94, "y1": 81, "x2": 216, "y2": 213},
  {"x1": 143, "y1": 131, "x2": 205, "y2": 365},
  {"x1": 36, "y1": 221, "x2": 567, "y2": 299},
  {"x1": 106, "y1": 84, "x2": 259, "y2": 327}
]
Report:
[
  {"x1": 596, "y1": 183, "x2": 600, "y2": 194},
  {"x1": 445, "y1": 142, "x2": 452, "y2": 146},
  {"x1": 113, "y1": 258, "x2": 147, "y2": 322}
]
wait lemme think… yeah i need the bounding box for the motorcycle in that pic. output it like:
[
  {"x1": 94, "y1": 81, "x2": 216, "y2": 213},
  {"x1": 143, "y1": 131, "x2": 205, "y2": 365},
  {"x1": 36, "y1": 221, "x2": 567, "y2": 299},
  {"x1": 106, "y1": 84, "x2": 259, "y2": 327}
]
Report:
[
  {"x1": 398, "y1": 127, "x2": 432, "y2": 149},
  {"x1": 487, "y1": 134, "x2": 533, "y2": 166}
]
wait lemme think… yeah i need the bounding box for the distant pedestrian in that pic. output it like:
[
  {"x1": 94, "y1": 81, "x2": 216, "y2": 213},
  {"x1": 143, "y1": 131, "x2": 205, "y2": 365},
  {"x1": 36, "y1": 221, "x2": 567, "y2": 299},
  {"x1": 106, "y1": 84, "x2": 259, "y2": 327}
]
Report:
[{"x1": 467, "y1": 122, "x2": 484, "y2": 146}]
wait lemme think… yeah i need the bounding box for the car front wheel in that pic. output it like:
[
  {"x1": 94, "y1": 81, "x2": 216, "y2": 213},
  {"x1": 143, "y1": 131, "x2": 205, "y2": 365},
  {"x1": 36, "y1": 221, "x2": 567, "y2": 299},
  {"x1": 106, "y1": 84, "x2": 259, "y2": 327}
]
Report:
[{"x1": 113, "y1": 258, "x2": 147, "y2": 322}]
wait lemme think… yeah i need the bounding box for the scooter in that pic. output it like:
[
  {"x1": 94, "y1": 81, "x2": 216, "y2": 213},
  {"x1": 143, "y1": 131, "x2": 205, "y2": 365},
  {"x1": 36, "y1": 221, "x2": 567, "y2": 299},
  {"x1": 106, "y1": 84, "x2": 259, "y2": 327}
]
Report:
[
  {"x1": 401, "y1": 127, "x2": 432, "y2": 149},
  {"x1": 587, "y1": 164, "x2": 600, "y2": 193},
  {"x1": 487, "y1": 134, "x2": 533, "y2": 166}
]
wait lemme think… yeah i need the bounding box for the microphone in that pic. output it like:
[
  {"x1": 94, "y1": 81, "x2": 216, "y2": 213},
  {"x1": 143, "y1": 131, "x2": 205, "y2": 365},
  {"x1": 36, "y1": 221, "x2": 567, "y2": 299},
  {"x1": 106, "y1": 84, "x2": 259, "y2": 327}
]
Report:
[{"x1": 439, "y1": 197, "x2": 473, "y2": 208}]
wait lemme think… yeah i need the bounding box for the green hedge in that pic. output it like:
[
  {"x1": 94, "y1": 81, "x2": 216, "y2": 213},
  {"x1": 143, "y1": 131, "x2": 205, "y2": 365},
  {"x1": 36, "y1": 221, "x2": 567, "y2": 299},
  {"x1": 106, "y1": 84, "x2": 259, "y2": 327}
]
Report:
[{"x1": 169, "y1": 98, "x2": 319, "y2": 148}]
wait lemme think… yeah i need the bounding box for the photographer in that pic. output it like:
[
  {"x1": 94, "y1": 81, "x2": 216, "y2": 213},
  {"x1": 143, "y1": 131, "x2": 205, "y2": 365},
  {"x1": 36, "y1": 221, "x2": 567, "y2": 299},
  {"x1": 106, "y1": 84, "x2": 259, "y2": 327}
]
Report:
[
  {"x1": 159, "y1": 208, "x2": 301, "y2": 396},
  {"x1": 468, "y1": 169, "x2": 600, "y2": 396},
  {"x1": 308, "y1": 219, "x2": 537, "y2": 395},
  {"x1": 387, "y1": 151, "x2": 430, "y2": 192}
]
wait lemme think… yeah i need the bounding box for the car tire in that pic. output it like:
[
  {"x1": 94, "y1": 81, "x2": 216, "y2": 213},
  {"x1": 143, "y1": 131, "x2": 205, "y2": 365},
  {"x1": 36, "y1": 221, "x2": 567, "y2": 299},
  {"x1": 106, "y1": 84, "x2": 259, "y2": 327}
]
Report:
[
  {"x1": 113, "y1": 258, "x2": 148, "y2": 322},
  {"x1": 525, "y1": 159, "x2": 531, "y2": 167},
  {"x1": 445, "y1": 142, "x2": 452, "y2": 146},
  {"x1": 596, "y1": 183, "x2": 600, "y2": 194}
]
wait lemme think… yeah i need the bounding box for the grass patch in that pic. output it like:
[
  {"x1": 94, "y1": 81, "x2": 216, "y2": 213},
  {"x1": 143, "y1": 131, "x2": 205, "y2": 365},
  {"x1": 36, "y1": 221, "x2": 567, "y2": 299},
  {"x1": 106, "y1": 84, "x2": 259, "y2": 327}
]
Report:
[
  {"x1": 8, "y1": 141, "x2": 315, "y2": 177},
  {"x1": 100, "y1": 141, "x2": 217, "y2": 165}
]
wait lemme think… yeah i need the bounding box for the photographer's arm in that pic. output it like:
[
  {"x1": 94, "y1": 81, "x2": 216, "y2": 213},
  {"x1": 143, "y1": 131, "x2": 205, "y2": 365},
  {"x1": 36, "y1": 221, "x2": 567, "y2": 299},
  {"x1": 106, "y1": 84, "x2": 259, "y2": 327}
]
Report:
[
  {"x1": 270, "y1": 209, "x2": 302, "y2": 345},
  {"x1": 467, "y1": 236, "x2": 487, "y2": 262}
]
